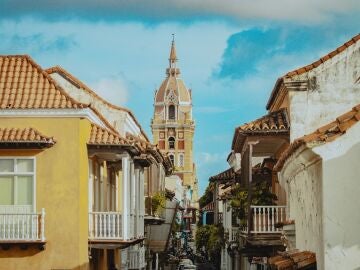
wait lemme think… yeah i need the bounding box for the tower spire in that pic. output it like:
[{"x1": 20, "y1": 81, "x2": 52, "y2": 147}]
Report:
[{"x1": 169, "y1": 34, "x2": 177, "y2": 67}]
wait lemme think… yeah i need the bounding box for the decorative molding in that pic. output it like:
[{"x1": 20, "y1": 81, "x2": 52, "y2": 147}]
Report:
[{"x1": 0, "y1": 108, "x2": 107, "y2": 129}]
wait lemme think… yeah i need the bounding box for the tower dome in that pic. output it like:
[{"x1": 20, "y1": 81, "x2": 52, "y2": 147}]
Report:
[{"x1": 154, "y1": 39, "x2": 192, "y2": 105}]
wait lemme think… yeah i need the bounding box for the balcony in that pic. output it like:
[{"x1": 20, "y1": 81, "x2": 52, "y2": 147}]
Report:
[
  {"x1": 89, "y1": 212, "x2": 144, "y2": 248},
  {"x1": 0, "y1": 208, "x2": 46, "y2": 249},
  {"x1": 128, "y1": 246, "x2": 146, "y2": 269},
  {"x1": 238, "y1": 206, "x2": 287, "y2": 256},
  {"x1": 89, "y1": 212, "x2": 122, "y2": 240},
  {"x1": 241, "y1": 206, "x2": 287, "y2": 234}
]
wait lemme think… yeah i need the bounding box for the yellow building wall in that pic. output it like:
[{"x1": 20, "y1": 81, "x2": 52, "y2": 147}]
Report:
[{"x1": 0, "y1": 117, "x2": 91, "y2": 270}]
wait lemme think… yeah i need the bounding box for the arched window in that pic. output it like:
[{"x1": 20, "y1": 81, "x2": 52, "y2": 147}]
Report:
[
  {"x1": 168, "y1": 137, "x2": 175, "y2": 149},
  {"x1": 169, "y1": 154, "x2": 174, "y2": 165},
  {"x1": 178, "y1": 154, "x2": 184, "y2": 167},
  {"x1": 168, "y1": 105, "x2": 175, "y2": 120}
]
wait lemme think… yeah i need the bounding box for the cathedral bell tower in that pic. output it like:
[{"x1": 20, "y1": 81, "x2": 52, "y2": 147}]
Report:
[{"x1": 151, "y1": 38, "x2": 198, "y2": 204}]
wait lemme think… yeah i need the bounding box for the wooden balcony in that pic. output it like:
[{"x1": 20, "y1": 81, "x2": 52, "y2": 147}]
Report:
[
  {"x1": 0, "y1": 208, "x2": 46, "y2": 249},
  {"x1": 128, "y1": 246, "x2": 146, "y2": 269}
]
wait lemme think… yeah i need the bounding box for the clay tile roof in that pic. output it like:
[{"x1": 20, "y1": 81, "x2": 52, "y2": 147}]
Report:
[
  {"x1": 275, "y1": 104, "x2": 360, "y2": 171},
  {"x1": 284, "y1": 33, "x2": 360, "y2": 78},
  {"x1": 45, "y1": 66, "x2": 149, "y2": 142},
  {"x1": 266, "y1": 33, "x2": 360, "y2": 110},
  {"x1": 209, "y1": 168, "x2": 239, "y2": 183},
  {"x1": 0, "y1": 127, "x2": 55, "y2": 147},
  {"x1": 0, "y1": 55, "x2": 86, "y2": 110},
  {"x1": 232, "y1": 108, "x2": 289, "y2": 150},
  {"x1": 238, "y1": 108, "x2": 289, "y2": 133},
  {"x1": 88, "y1": 124, "x2": 130, "y2": 146},
  {"x1": 268, "y1": 250, "x2": 316, "y2": 270},
  {"x1": 126, "y1": 132, "x2": 151, "y2": 153}
]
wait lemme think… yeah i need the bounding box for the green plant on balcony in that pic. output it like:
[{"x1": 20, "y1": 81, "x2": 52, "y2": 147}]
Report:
[
  {"x1": 151, "y1": 191, "x2": 166, "y2": 216},
  {"x1": 198, "y1": 184, "x2": 214, "y2": 208},
  {"x1": 229, "y1": 181, "x2": 277, "y2": 225},
  {"x1": 195, "y1": 225, "x2": 224, "y2": 268}
]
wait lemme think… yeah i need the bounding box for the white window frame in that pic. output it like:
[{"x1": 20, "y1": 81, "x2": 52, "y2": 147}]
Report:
[{"x1": 0, "y1": 157, "x2": 36, "y2": 212}]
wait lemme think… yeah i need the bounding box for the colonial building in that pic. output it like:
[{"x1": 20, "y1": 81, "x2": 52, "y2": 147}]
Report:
[
  {"x1": 151, "y1": 39, "x2": 199, "y2": 209},
  {"x1": 215, "y1": 33, "x2": 360, "y2": 270},
  {"x1": 0, "y1": 55, "x2": 173, "y2": 270}
]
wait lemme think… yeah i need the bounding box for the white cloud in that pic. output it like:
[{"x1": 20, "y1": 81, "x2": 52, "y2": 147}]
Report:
[
  {"x1": 1, "y1": 0, "x2": 359, "y2": 24},
  {"x1": 91, "y1": 76, "x2": 129, "y2": 106}
]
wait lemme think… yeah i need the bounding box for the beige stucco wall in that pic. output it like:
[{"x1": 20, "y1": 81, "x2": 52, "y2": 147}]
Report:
[{"x1": 0, "y1": 117, "x2": 91, "y2": 270}]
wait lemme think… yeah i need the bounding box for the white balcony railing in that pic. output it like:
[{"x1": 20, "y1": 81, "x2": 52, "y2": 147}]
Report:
[
  {"x1": 128, "y1": 246, "x2": 146, "y2": 269},
  {"x1": 230, "y1": 227, "x2": 239, "y2": 241},
  {"x1": 129, "y1": 214, "x2": 134, "y2": 239},
  {"x1": 241, "y1": 206, "x2": 287, "y2": 234},
  {"x1": 0, "y1": 208, "x2": 45, "y2": 241},
  {"x1": 89, "y1": 212, "x2": 122, "y2": 240}
]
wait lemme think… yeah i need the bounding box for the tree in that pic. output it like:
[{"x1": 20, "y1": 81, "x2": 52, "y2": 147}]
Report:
[{"x1": 230, "y1": 181, "x2": 277, "y2": 225}]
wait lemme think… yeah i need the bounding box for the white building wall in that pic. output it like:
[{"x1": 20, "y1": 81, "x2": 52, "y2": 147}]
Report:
[
  {"x1": 288, "y1": 41, "x2": 360, "y2": 141},
  {"x1": 314, "y1": 122, "x2": 360, "y2": 270},
  {"x1": 279, "y1": 146, "x2": 324, "y2": 269},
  {"x1": 50, "y1": 73, "x2": 142, "y2": 137}
]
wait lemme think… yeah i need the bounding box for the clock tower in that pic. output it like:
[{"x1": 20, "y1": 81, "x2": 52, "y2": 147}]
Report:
[{"x1": 151, "y1": 38, "x2": 198, "y2": 205}]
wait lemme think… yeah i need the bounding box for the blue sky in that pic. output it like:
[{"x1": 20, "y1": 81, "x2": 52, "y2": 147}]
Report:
[{"x1": 1, "y1": 1, "x2": 359, "y2": 195}]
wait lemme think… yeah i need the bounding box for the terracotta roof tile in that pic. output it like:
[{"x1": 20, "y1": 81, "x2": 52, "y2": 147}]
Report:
[
  {"x1": 268, "y1": 250, "x2": 316, "y2": 270},
  {"x1": 0, "y1": 127, "x2": 55, "y2": 146},
  {"x1": 232, "y1": 108, "x2": 289, "y2": 150},
  {"x1": 0, "y1": 56, "x2": 86, "y2": 109},
  {"x1": 238, "y1": 108, "x2": 289, "y2": 132},
  {"x1": 209, "y1": 168, "x2": 239, "y2": 183},
  {"x1": 46, "y1": 66, "x2": 149, "y2": 142},
  {"x1": 275, "y1": 104, "x2": 360, "y2": 171},
  {"x1": 266, "y1": 33, "x2": 360, "y2": 110},
  {"x1": 126, "y1": 132, "x2": 150, "y2": 152},
  {"x1": 284, "y1": 33, "x2": 359, "y2": 77},
  {"x1": 88, "y1": 124, "x2": 130, "y2": 146}
]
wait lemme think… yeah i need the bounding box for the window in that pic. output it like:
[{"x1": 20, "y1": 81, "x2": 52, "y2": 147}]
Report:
[
  {"x1": 168, "y1": 105, "x2": 175, "y2": 120},
  {"x1": 178, "y1": 154, "x2": 184, "y2": 167},
  {"x1": 169, "y1": 154, "x2": 174, "y2": 165},
  {"x1": 0, "y1": 158, "x2": 35, "y2": 208},
  {"x1": 168, "y1": 137, "x2": 175, "y2": 149}
]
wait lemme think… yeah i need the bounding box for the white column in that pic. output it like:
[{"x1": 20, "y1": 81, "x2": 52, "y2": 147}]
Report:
[
  {"x1": 135, "y1": 167, "x2": 140, "y2": 238},
  {"x1": 122, "y1": 156, "x2": 130, "y2": 240},
  {"x1": 139, "y1": 168, "x2": 145, "y2": 236},
  {"x1": 130, "y1": 161, "x2": 135, "y2": 239}
]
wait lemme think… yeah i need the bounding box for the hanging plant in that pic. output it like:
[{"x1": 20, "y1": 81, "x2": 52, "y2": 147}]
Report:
[{"x1": 152, "y1": 191, "x2": 166, "y2": 216}]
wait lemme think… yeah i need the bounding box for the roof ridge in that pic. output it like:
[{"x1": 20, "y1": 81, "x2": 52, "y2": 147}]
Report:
[
  {"x1": 0, "y1": 126, "x2": 56, "y2": 144},
  {"x1": 88, "y1": 122, "x2": 131, "y2": 145},
  {"x1": 45, "y1": 65, "x2": 149, "y2": 142},
  {"x1": 266, "y1": 33, "x2": 360, "y2": 110},
  {"x1": 274, "y1": 103, "x2": 360, "y2": 171},
  {"x1": 285, "y1": 33, "x2": 360, "y2": 78},
  {"x1": 22, "y1": 56, "x2": 87, "y2": 108}
]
